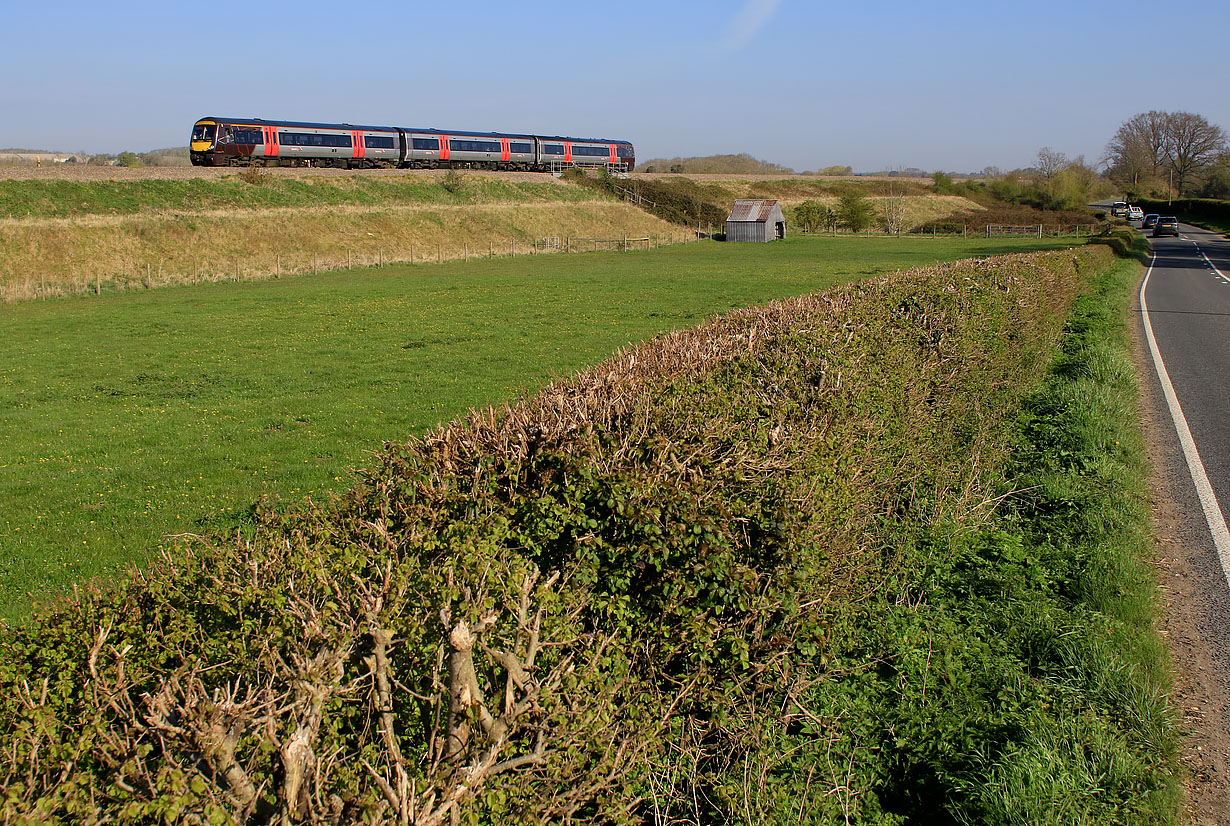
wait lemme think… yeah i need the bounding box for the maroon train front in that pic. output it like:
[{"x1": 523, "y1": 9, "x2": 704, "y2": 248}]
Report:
[{"x1": 190, "y1": 117, "x2": 634, "y2": 172}]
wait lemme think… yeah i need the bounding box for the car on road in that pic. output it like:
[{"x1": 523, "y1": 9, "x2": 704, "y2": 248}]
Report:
[
  {"x1": 1142, "y1": 213, "x2": 1159, "y2": 230},
  {"x1": 1128, "y1": 206, "x2": 1144, "y2": 220},
  {"x1": 1111, "y1": 201, "x2": 1128, "y2": 217},
  {"x1": 1153, "y1": 217, "x2": 1180, "y2": 237}
]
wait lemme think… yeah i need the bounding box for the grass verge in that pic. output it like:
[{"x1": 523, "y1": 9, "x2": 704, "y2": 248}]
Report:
[
  {"x1": 779, "y1": 249, "x2": 1178, "y2": 823},
  {"x1": 988, "y1": 245, "x2": 1178, "y2": 820}
]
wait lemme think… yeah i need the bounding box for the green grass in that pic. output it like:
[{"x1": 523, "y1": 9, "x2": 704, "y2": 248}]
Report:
[
  {"x1": 0, "y1": 234, "x2": 1079, "y2": 619},
  {"x1": 0, "y1": 174, "x2": 599, "y2": 219},
  {"x1": 965, "y1": 252, "x2": 1180, "y2": 822}
]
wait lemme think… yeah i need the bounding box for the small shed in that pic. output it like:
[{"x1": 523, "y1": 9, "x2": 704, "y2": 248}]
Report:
[{"x1": 725, "y1": 199, "x2": 786, "y2": 243}]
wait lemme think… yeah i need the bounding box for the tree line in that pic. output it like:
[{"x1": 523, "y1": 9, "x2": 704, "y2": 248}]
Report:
[{"x1": 1104, "y1": 110, "x2": 1228, "y2": 198}]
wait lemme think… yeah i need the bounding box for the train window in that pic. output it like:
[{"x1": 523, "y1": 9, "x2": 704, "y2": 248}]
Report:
[
  {"x1": 191, "y1": 123, "x2": 216, "y2": 142},
  {"x1": 542, "y1": 144, "x2": 565, "y2": 155},
  {"x1": 232, "y1": 128, "x2": 262, "y2": 145},
  {"x1": 617, "y1": 145, "x2": 634, "y2": 158},
  {"x1": 510, "y1": 142, "x2": 532, "y2": 154},
  {"x1": 412, "y1": 137, "x2": 439, "y2": 151},
  {"x1": 365, "y1": 135, "x2": 395, "y2": 149},
  {"x1": 450, "y1": 139, "x2": 501, "y2": 153},
  {"x1": 277, "y1": 132, "x2": 352, "y2": 148},
  {"x1": 573, "y1": 145, "x2": 608, "y2": 156}
]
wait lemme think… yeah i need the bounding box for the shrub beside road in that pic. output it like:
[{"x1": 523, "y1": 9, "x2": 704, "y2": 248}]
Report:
[{"x1": 0, "y1": 239, "x2": 1179, "y2": 823}]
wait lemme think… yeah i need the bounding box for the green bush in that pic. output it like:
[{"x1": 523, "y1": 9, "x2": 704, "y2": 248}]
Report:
[
  {"x1": 0, "y1": 246, "x2": 1178, "y2": 824},
  {"x1": 837, "y1": 191, "x2": 876, "y2": 233},
  {"x1": 932, "y1": 171, "x2": 957, "y2": 194}
]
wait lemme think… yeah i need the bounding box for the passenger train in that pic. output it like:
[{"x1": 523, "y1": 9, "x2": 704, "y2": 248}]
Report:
[{"x1": 189, "y1": 117, "x2": 634, "y2": 172}]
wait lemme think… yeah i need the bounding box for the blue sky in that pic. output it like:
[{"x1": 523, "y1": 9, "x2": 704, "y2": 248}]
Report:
[{"x1": 2, "y1": 0, "x2": 1227, "y2": 172}]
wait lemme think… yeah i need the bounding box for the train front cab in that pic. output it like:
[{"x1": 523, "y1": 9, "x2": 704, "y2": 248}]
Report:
[{"x1": 189, "y1": 119, "x2": 221, "y2": 166}]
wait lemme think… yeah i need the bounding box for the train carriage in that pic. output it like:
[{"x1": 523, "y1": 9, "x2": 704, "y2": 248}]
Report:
[
  {"x1": 404, "y1": 130, "x2": 539, "y2": 170},
  {"x1": 190, "y1": 117, "x2": 634, "y2": 172},
  {"x1": 191, "y1": 118, "x2": 403, "y2": 168}
]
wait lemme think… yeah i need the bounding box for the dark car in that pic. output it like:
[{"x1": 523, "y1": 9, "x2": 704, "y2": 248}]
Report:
[
  {"x1": 1153, "y1": 217, "x2": 1180, "y2": 237},
  {"x1": 1142, "y1": 213, "x2": 1159, "y2": 230}
]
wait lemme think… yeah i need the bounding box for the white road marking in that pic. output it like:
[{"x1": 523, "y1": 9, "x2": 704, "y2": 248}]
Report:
[
  {"x1": 1195, "y1": 244, "x2": 1230, "y2": 284},
  {"x1": 1140, "y1": 250, "x2": 1230, "y2": 591}
]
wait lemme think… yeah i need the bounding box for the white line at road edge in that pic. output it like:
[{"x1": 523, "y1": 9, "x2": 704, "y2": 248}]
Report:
[{"x1": 1140, "y1": 250, "x2": 1230, "y2": 590}]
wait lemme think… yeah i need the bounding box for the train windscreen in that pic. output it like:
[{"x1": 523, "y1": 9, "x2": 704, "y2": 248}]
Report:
[{"x1": 191, "y1": 123, "x2": 216, "y2": 142}]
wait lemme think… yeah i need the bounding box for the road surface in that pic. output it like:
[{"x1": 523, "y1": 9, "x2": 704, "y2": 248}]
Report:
[{"x1": 1136, "y1": 217, "x2": 1230, "y2": 823}]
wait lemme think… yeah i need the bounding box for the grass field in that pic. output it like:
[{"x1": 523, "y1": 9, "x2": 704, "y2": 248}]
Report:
[
  {"x1": 0, "y1": 234, "x2": 1083, "y2": 620},
  {"x1": 0, "y1": 172, "x2": 598, "y2": 220}
]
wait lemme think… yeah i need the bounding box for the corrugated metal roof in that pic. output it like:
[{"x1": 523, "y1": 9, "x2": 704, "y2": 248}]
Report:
[{"x1": 727, "y1": 199, "x2": 780, "y2": 222}]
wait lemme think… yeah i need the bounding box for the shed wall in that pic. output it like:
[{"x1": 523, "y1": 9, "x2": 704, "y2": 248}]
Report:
[{"x1": 726, "y1": 221, "x2": 771, "y2": 242}]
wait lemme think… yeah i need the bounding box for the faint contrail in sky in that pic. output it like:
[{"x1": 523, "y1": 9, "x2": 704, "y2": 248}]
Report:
[{"x1": 718, "y1": 0, "x2": 782, "y2": 53}]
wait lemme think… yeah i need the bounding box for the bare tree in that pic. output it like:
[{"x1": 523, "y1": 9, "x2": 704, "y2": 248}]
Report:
[
  {"x1": 1105, "y1": 111, "x2": 1170, "y2": 182},
  {"x1": 880, "y1": 175, "x2": 907, "y2": 235},
  {"x1": 1036, "y1": 147, "x2": 1068, "y2": 181},
  {"x1": 1163, "y1": 111, "x2": 1228, "y2": 196},
  {"x1": 1105, "y1": 110, "x2": 1227, "y2": 196}
]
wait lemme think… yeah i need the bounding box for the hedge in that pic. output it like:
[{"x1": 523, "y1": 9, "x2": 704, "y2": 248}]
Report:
[{"x1": 0, "y1": 244, "x2": 1177, "y2": 824}]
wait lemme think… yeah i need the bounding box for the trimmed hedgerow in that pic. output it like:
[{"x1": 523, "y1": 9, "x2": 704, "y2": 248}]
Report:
[
  {"x1": 1135, "y1": 196, "x2": 1230, "y2": 233},
  {"x1": 0, "y1": 244, "x2": 1177, "y2": 824}
]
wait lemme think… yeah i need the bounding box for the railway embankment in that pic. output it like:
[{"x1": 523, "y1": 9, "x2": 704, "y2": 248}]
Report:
[
  {"x1": 0, "y1": 170, "x2": 692, "y2": 301},
  {"x1": 0, "y1": 240, "x2": 1179, "y2": 823}
]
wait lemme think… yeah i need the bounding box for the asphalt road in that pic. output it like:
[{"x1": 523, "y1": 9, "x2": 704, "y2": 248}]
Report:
[
  {"x1": 1136, "y1": 216, "x2": 1230, "y2": 818},
  {"x1": 1140, "y1": 220, "x2": 1230, "y2": 584}
]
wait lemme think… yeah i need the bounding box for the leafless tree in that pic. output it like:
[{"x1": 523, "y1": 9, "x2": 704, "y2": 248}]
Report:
[
  {"x1": 1163, "y1": 111, "x2": 1228, "y2": 195},
  {"x1": 880, "y1": 173, "x2": 907, "y2": 235},
  {"x1": 1104, "y1": 111, "x2": 1169, "y2": 185},
  {"x1": 1035, "y1": 147, "x2": 1068, "y2": 181},
  {"x1": 1105, "y1": 110, "x2": 1227, "y2": 196}
]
